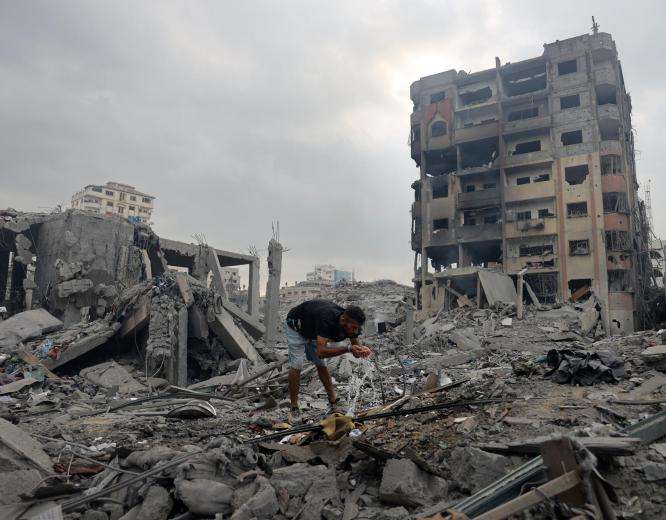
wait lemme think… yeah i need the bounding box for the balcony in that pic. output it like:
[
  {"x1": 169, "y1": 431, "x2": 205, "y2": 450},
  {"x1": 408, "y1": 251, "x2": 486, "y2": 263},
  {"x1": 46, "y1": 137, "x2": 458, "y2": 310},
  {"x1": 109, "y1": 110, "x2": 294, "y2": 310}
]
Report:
[
  {"x1": 501, "y1": 88, "x2": 548, "y2": 106},
  {"x1": 505, "y1": 217, "x2": 558, "y2": 239},
  {"x1": 600, "y1": 140, "x2": 622, "y2": 155},
  {"x1": 505, "y1": 179, "x2": 555, "y2": 203},
  {"x1": 504, "y1": 150, "x2": 553, "y2": 168},
  {"x1": 502, "y1": 115, "x2": 551, "y2": 136},
  {"x1": 604, "y1": 213, "x2": 630, "y2": 231},
  {"x1": 594, "y1": 63, "x2": 616, "y2": 86},
  {"x1": 454, "y1": 121, "x2": 499, "y2": 144},
  {"x1": 597, "y1": 103, "x2": 620, "y2": 120},
  {"x1": 456, "y1": 188, "x2": 500, "y2": 210},
  {"x1": 601, "y1": 174, "x2": 626, "y2": 193},
  {"x1": 429, "y1": 228, "x2": 454, "y2": 247},
  {"x1": 590, "y1": 33, "x2": 615, "y2": 55},
  {"x1": 455, "y1": 223, "x2": 502, "y2": 242}
]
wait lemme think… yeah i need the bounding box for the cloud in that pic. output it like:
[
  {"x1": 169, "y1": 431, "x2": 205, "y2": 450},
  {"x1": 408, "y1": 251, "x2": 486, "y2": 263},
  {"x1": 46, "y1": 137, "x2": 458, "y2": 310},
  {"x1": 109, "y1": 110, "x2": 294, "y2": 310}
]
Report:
[{"x1": 1, "y1": 0, "x2": 665, "y2": 289}]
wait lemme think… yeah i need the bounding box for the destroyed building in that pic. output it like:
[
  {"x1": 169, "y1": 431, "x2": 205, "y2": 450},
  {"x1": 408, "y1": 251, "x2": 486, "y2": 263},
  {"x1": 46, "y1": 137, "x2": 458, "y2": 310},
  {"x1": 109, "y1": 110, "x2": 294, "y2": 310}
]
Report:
[
  {"x1": 0, "y1": 208, "x2": 265, "y2": 384},
  {"x1": 409, "y1": 30, "x2": 654, "y2": 333}
]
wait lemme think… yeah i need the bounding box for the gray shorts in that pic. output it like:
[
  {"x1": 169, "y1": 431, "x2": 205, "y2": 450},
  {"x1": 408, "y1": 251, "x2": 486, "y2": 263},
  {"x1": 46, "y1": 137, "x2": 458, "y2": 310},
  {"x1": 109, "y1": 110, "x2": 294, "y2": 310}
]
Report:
[{"x1": 285, "y1": 321, "x2": 326, "y2": 369}]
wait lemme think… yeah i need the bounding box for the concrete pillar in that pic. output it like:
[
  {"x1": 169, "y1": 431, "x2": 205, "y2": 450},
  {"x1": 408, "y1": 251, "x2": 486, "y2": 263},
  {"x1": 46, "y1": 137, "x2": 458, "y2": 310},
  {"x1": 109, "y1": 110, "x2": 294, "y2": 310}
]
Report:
[
  {"x1": 248, "y1": 259, "x2": 260, "y2": 317},
  {"x1": 3, "y1": 252, "x2": 14, "y2": 303},
  {"x1": 263, "y1": 239, "x2": 283, "y2": 347},
  {"x1": 404, "y1": 299, "x2": 414, "y2": 344},
  {"x1": 516, "y1": 273, "x2": 524, "y2": 319},
  {"x1": 175, "y1": 306, "x2": 188, "y2": 386}
]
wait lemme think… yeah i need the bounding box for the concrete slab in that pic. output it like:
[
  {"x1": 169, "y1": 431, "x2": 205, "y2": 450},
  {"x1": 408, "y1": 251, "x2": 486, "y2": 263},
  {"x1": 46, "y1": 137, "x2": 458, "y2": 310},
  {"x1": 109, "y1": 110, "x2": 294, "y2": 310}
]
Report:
[
  {"x1": 0, "y1": 417, "x2": 53, "y2": 473},
  {"x1": 222, "y1": 300, "x2": 265, "y2": 340},
  {"x1": 209, "y1": 308, "x2": 262, "y2": 363},
  {"x1": 80, "y1": 361, "x2": 145, "y2": 395},
  {"x1": 0, "y1": 309, "x2": 63, "y2": 353},
  {"x1": 477, "y1": 270, "x2": 517, "y2": 306},
  {"x1": 44, "y1": 323, "x2": 120, "y2": 370}
]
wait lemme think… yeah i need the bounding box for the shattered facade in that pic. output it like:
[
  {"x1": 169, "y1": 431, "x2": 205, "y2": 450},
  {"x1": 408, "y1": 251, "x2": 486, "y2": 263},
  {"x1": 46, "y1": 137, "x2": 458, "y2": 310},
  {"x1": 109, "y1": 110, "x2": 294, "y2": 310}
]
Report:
[
  {"x1": 409, "y1": 31, "x2": 652, "y2": 333},
  {"x1": 0, "y1": 208, "x2": 264, "y2": 384}
]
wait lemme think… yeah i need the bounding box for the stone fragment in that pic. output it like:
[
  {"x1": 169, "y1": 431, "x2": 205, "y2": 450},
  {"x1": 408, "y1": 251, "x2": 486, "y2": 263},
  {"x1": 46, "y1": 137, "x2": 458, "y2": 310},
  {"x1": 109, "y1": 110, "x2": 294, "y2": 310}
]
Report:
[
  {"x1": 0, "y1": 309, "x2": 63, "y2": 352},
  {"x1": 80, "y1": 361, "x2": 145, "y2": 395},
  {"x1": 379, "y1": 458, "x2": 448, "y2": 507},
  {"x1": 230, "y1": 476, "x2": 279, "y2": 520},
  {"x1": 449, "y1": 447, "x2": 508, "y2": 493},
  {"x1": 0, "y1": 469, "x2": 42, "y2": 505},
  {"x1": 136, "y1": 485, "x2": 172, "y2": 520},
  {"x1": 269, "y1": 462, "x2": 330, "y2": 497},
  {"x1": 57, "y1": 278, "x2": 93, "y2": 298},
  {"x1": 175, "y1": 478, "x2": 233, "y2": 515}
]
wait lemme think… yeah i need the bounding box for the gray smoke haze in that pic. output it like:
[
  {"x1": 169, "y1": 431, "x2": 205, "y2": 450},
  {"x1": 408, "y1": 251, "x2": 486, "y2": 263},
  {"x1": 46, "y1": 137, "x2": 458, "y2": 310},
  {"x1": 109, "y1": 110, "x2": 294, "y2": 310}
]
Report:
[{"x1": 1, "y1": 1, "x2": 665, "y2": 287}]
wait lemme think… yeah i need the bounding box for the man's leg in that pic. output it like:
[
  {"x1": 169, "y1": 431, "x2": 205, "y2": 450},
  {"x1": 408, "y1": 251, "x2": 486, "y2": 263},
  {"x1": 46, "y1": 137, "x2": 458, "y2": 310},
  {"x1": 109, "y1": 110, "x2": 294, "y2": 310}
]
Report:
[
  {"x1": 288, "y1": 368, "x2": 301, "y2": 408},
  {"x1": 285, "y1": 322, "x2": 307, "y2": 411},
  {"x1": 316, "y1": 365, "x2": 336, "y2": 404}
]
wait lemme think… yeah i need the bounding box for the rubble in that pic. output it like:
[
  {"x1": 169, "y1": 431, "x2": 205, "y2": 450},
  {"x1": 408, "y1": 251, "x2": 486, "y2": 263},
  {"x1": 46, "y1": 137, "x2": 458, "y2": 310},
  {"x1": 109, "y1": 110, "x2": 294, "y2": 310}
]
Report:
[{"x1": 1, "y1": 207, "x2": 666, "y2": 518}]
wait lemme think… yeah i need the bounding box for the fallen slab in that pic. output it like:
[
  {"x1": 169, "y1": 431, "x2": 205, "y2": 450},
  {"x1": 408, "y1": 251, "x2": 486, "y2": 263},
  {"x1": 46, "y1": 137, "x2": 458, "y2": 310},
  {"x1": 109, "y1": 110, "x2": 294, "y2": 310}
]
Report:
[
  {"x1": 477, "y1": 269, "x2": 517, "y2": 306},
  {"x1": 209, "y1": 308, "x2": 261, "y2": 363},
  {"x1": 80, "y1": 361, "x2": 145, "y2": 395},
  {"x1": 222, "y1": 300, "x2": 266, "y2": 340},
  {"x1": 0, "y1": 309, "x2": 63, "y2": 353},
  {"x1": 0, "y1": 417, "x2": 53, "y2": 474},
  {"x1": 44, "y1": 322, "x2": 121, "y2": 370}
]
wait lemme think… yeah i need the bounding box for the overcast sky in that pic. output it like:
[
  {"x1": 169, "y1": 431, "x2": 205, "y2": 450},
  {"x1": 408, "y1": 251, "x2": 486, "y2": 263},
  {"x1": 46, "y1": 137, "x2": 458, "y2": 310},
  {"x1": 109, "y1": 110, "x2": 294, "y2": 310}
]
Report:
[{"x1": 1, "y1": 1, "x2": 665, "y2": 288}]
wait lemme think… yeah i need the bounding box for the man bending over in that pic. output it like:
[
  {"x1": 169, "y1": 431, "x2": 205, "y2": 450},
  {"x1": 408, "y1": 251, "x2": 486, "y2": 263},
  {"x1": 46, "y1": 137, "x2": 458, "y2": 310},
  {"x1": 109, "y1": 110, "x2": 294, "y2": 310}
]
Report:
[{"x1": 285, "y1": 299, "x2": 373, "y2": 422}]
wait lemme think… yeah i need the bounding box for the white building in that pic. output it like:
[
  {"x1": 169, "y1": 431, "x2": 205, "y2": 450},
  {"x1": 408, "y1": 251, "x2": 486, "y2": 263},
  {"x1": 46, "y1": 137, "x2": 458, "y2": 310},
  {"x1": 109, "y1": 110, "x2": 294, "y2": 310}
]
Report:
[
  {"x1": 306, "y1": 264, "x2": 336, "y2": 285},
  {"x1": 71, "y1": 181, "x2": 155, "y2": 224}
]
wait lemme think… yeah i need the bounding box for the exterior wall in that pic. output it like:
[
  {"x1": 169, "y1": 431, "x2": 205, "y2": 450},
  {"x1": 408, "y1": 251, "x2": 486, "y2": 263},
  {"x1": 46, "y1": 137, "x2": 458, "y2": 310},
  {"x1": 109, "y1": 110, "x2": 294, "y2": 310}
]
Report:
[
  {"x1": 409, "y1": 31, "x2": 642, "y2": 333},
  {"x1": 71, "y1": 182, "x2": 155, "y2": 223}
]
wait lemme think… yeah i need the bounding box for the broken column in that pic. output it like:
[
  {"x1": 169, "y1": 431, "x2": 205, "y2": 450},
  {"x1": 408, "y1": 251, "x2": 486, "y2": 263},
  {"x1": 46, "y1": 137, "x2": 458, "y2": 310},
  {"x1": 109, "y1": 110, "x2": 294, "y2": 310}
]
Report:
[
  {"x1": 263, "y1": 238, "x2": 283, "y2": 348},
  {"x1": 146, "y1": 294, "x2": 185, "y2": 384}
]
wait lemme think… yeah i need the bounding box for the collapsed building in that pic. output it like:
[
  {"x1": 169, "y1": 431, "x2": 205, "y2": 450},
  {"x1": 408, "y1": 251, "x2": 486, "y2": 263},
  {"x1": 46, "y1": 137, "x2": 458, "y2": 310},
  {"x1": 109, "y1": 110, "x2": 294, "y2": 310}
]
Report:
[
  {"x1": 409, "y1": 30, "x2": 656, "y2": 333},
  {"x1": 0, "y1": 208, "x2": 268, "y2": 384}
]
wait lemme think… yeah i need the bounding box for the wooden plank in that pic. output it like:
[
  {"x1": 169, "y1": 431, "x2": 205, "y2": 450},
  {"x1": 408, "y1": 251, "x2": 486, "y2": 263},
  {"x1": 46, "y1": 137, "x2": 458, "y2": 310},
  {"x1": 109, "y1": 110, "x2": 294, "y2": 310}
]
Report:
[
  {"x1": 474, "y1": 470, "x2": 581, "y2": 520},
  {"x1": 571, "y1": 285, "x2": 590, "y2": 302},
  {"x1": 540, "y1": 438, "x2": 586, "y2": 507}
]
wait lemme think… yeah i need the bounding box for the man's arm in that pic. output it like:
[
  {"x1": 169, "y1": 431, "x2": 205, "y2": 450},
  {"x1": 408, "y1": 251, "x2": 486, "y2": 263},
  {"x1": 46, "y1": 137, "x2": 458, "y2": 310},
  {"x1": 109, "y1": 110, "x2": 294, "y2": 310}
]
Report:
[
  {"x1": 315, "y1": 336, "x2": 352, "y2": 359},
  {"x1": 349, "y1": 337, "x2": 373, "y2": 358}
]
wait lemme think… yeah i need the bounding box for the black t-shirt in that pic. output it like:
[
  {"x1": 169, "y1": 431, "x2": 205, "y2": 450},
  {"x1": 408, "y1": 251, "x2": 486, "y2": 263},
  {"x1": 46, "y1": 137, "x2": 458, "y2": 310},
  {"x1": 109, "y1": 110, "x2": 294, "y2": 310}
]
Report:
[{"x1": 287, "y1": 299, "x2": 358, "y2": 341}]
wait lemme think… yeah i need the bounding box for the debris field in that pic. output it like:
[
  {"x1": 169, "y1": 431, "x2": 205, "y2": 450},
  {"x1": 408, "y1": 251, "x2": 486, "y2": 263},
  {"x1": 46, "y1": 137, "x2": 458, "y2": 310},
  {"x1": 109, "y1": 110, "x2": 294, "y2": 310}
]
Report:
[{"x1": 0, "y1": 207, "x2": 666, "y2": 519}]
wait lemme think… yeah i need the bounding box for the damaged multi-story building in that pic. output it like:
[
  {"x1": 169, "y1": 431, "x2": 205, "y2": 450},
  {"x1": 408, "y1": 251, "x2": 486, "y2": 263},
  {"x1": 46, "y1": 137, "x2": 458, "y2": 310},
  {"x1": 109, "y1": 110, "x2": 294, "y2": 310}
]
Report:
[{"x1": 409, "y1": 30, "x2": 654, "y2": 333}]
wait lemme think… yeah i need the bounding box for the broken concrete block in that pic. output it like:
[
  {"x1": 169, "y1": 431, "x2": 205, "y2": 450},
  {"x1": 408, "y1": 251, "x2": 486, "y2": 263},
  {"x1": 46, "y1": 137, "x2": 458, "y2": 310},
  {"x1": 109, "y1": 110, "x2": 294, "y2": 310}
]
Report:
[
  {"x1": 450, "y1": 328, "x2": 482, "y2": 352},
  {"x1": 269, "y1": 462, "x2": 331, "y2": 497},
  {"x1": 175, "y1": 478, "x2": 234, "y2": 515},
  {"x1": 0, "y1": 309, "x2": 63, "y2": 353},
  {"x1": 449, "y1": 447, "x2": 508, "y2": 493},
  {"x1": 209, "y1": 308, "x2": 262, "y2": 363},
  {"x1": 0, "y1": 417, "x2": 53, "y2": 473},
  {"x1": 55, "y1": 259, "x2": 83, "y2": 282},
  {"x1": 57, "y1": 278, "x2": 93, "y2": 298},
  {"x1": 124, "y1": 446, "x2": 179, "y2": 470},
  {"x1": 135, "y1": 485, "x2": 172, "y2": 520},
  {"x1": 0, "y1": 469, "x2": 43, "y2": 505},
  {"x1": 500, "y1": 317, "x2": 512, "y2": 327},
  {"x1": 641, "y1": 346, "x2": 666, "y2": 364},
  {"x1": 379, "y1": 458, "x2": 448, "y2": 507},
  {"x1": 230, "y1": 476, "x2": 279, "y2": 520},
  {"x1": 80, "y1": 361, "x2": 145, "y2": 395}
]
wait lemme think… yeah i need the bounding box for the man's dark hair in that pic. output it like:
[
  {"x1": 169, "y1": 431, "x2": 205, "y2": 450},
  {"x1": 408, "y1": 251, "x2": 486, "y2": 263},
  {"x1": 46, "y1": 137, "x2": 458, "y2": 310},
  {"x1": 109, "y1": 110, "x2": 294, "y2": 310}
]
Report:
[{"x1": 344, "y1": 305, "x2": 366, "y2": 324}]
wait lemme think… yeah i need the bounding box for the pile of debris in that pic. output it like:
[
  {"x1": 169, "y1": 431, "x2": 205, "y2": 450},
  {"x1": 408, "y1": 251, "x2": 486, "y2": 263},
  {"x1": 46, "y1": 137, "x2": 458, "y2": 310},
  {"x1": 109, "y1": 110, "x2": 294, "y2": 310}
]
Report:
[{"x1": 1, "y1": 207, "x2": 666, "y2": 519}]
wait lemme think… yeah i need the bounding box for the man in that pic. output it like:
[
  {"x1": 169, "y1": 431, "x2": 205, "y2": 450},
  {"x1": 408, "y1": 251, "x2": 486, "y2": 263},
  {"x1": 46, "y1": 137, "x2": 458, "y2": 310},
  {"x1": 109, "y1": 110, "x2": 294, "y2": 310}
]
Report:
[{"x1": 285, "y1": 299, "x2": 373, "y2": 422}]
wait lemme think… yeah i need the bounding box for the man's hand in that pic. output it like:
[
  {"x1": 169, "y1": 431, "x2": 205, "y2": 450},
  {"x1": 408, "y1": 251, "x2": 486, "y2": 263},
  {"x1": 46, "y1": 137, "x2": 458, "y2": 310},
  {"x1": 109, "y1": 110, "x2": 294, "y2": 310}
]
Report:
[{"x1": 351, "y1": 345, "x2": 373, "y2": 358}]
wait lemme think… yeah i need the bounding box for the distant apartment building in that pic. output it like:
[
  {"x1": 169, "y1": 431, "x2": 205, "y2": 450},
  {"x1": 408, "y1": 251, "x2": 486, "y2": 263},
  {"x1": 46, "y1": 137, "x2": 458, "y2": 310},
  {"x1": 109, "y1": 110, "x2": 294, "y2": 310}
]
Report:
[
  {"x1": 409, "y1": 30, "x2": 652, "y2": 333},
  {"x1": 222, "y1": 268, "x2": 241, "y2": 294},
  {"x1": 306, "y1": 264, "x2": 354, "y2": 286},
  {"x1": 71, "y1": 181, "x2": 155, "y2": 223},
  {"x1": 280, "y1": 282, "x2": 322, "y2": 301}
]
